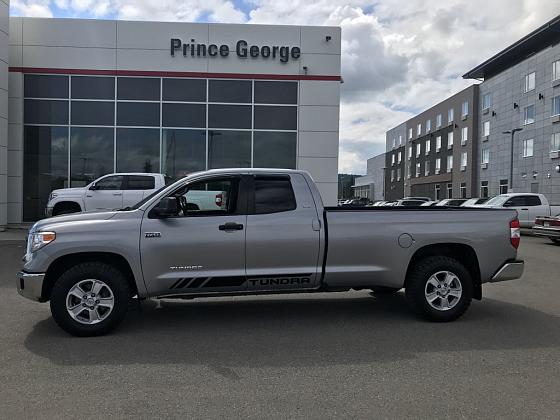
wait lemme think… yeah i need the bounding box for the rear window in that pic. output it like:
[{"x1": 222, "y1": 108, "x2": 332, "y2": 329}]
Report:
[
  {"x1": 525, "y1": 195, "x2": 542, "y2": 206},
  {"x1": 254, "y1": 176, "x2": 296, "y2": 214},
  {"x1": 126, "y1": 175, "x2": 155, "y2": 190}
]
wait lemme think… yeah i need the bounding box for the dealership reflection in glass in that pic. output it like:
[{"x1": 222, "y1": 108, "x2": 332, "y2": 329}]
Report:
[{"x1": 22, "y1": 74, "x2": 298, "y2": 221}]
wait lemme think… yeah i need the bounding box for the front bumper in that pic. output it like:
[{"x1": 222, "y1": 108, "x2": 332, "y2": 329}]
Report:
[
  {"x1": 490, "y1": 261, "x2": 524, "y2": 283},
  {"x1": 532, "y1": 226, "x2": 560, "y2": 239},
  {"x1": 17, "y1": 271, "x2": 45, "y2": 301}
]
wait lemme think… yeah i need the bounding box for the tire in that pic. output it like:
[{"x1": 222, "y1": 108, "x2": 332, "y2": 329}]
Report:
[
  {"x1": 370, "y1": 286, "x2": 401, "y2": 296},
  {"x1": 50, "y1": 262, "x2": 131, "y2": 337},
  {"x1": 550, "y1": 238, "x2": 560, "y2": 245},
  {"x1": 405, "y1": 256, "x2": 473, "y2": 322},
  {"x1": 53, "y1": 202, "x2": 81, "y2": 216}
]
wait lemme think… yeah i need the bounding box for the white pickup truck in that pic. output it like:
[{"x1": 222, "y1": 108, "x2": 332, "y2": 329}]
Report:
[
  {"x1": 482, "y1": 193, "x2": 560, "y2": 227},
  {"x1": 45, "y1": 173, "x2": 170, "y2": 217}
]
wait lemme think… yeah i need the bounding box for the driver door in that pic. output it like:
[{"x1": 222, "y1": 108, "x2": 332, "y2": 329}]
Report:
[
  {"x1": 83, "y1": 175, "x2": 124, "y2": 211},
  {"x1": 140, "y1": 175, "x2": 248, "y2": 296}
]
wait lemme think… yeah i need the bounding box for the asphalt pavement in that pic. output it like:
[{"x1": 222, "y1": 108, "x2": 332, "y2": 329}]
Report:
[{"x1": 1, "y1": 235, "x2": 559, "y2": 419}]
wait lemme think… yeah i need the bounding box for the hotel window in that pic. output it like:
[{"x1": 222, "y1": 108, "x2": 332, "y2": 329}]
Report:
[
  {"x1": 461, "y1": 101, "x2": 469, "y2": 117},
  {"x1": 447, "y1": 155, "x2": 453, "y2": 172},
  {"x1": 553, "y1": 95, "x2": 560, "y2": 116},
  {"x1": 436, "y1": 136, "x2": 442, "y2": 151},
  {"x1": 425, "y1": 161, "x2": 430, "y2": 176},
  {"x1": 480, "y1": 181, "x2": 489, "y2": 198},
  {"x1": 483, "y1": 120, "x2": 490, "y2": 137},
  {"x1": 460, "y1": 182, "x2": 467, "y2": 199},
  {"x1": 426, "y1": 119, "x2": 431, "y2": 133},
  {"x1": 391, "y1": 154, "x2": 395, "y2": 165},
  {"x1": 416, "y1": 143, "x2": 421, "y2": 157},
  {"x1": 436, "y1": 114, "x2": 442, "y2": 128},
  {"x1": 524, "y1": 105, "x2": 535, "y2": 125},
  {"x1": 482, "y1": 148, "x2": 489, "y2": 165},
  {"x1": 408, "y1": 146, "x2": 412, "y2": 159},
  {"x1": 499, "y1": 179, "x2": 509, "y2": 194},
  {"x1": 461, "y1": 127, "x2": 468, "y2": 145},
  {"x1": 447, "y1": 183, "x2": 453, "y2": 198},
  {"x1": 435, "y1": 184, "x2": 441, "y2": 200},
  {"x1": 417, "y1": 123, "x2": 422, "y2": 136},
  {"x1": 448, "y1": 108, "x2": 454, "y2": 124},
  {"x1": 435, "y1": 158, "x2": 441, "y2": 174},
  {"x1": 391, "y1": 169, "x2": 395, "y2": 182},
  {"x1": 392, "y1": 138, "x2": 396, "y2": 149},
  {"x1": 460, "y1": 152, "x2": 467, "y2": 170},
  {"x1": 409, "y1": 127, "x2": 413, "y2": 139},
  {"x1": 397, "y1": 168, "x2": 401, "y2": 181},
  {"x1": 447, "y1": 132, "x2": 454, "y2": 149},
  {"x1": 525, "y1": 72, "x2": 535, "y2": 92},
  {"x1": 416, "y1": 162, "x2": 421, "y2": 177},
  {"x1": 553, "y1": 60, "x2": 560, "y2": 81},
  {"x1": 398, "y1": 151, "x2": 402, "y2": 163},
  {"x1": 425, "y1": 139, "x2": 431, "y2": 155},
  {"x1": 482, "y1": 93, "x2": 491, "y2": 110},
  {"x1": 552, "y1": 132, "x2": 560, "y2": 152},
  {"x1": 522, "y1": 138, "x2": 534, "y2": 157},
  {"x1": 399, "y1": 135, "x2": 403, "y2": 145}
]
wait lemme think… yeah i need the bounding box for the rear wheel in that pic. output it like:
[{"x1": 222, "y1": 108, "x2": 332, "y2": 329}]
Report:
[
  {"x1": 405, "y1": 256, "x2": 473, "y2": 322},
  {"x1": 50, "y1": 262, "x2": 131, "y2": 336},
  {"x1": 550, "y1": 238, "x2": 560, "y2": 245}
]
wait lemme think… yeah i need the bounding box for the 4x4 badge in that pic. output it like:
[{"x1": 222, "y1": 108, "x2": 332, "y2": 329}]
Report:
[{"x1": 145, "y1": 232, "x2": 161, "y2": 238}]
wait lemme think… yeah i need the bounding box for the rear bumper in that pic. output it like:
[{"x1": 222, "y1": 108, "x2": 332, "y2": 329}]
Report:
[
  {"x1": 17, "y1": 271, "x2": 45, "y2": 301},
  {"x1": 490, "y1": 261, "x2": 524, "y2": 283},
  {"x1": 532, "y1": 226, "x2": 560, "y2": 238}
]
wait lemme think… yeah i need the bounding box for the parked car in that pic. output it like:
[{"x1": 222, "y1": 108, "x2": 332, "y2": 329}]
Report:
[
  {"x1": 435, "y1": 199, "x2": 468, "y2": 207},
  {"x1": 420, "y1": 201, "x2": 439, "y2": 206},
  {"x1": 18, "y1": 168, "x2": 524, "y2": 336},
  {"x1": 342, "y1": 197, "x2": 372, "y2": 206},
  {"x1": 394, "y1": 199, "x2": 427, "y2": 207},
  {"x1": 481, "y1": 193, "x2": 560, "y2": 228},
  {"x1": 45, "y1": 173, "x2": 171, "y2": 217},
  {"x1": 533, "y1": 214, "x2": 560, "y2": 244},
  {"x1": 461, "y1": 197, "x2": 491, "y2": 207},
  {"x1": 403, "y1": 196, "x2": 431, "y2": 202}
]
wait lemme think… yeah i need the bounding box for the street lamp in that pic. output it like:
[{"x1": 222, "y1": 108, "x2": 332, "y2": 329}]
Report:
[{"x1": 502, "y1": 128, "x2": 523, "y2": 192}]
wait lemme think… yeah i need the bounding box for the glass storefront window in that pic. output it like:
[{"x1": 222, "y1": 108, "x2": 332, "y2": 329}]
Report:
[
  {"x1": 71, "y1": 76, "x2": 115, "y2": 99},
  {"x1": 117, "y1": 77, "x2": 160, "y2": 101},
  {"x1": 253, "y1": 132, "x2": 297, "y2": 169},
  {"x1": 24, "y1": 75, "x2": 68, "y2": 98},
  {"x1": 70, "y1": 127, "x2": 115, "y2": 187},
  {"x1": 117, "y1": 102, "x2": 160, "y2": 127},
  {"x1": 23, "y1": 126, "x2": 68, "y2": 221},
  {"x1": 208, "y1": 130, "x2": 251, "y2": 169},
  {"x1": 116, "y1": 128, "x2": 160, "y2": 173},
  {"x1": 254, "y1": 106, "x2": 297, "y2": 130},
  {"x1": 162, "y1": 129, "x2": 206, "y2": 178},
  {"x1": 209, "y1": 80, "x2": 252, "y2": 103},
  {"x1": 71, "y1": 101, "x2": 114, "y2": 126},
  {"x1": 163, "y1": 78, "x2": 206, "y2": 102},
  {"x1": 162, "y1": 103, "x2": 206, "y2": 128},
  {"x1": 254, "y1": 81, "x2": 297, "y2": 104},
  {"x1": 209, "y1": 105, "x2": 251, "y2": 129},
  {"x1": 24, "y1": 100, "x2": 69, "y2": 125}
]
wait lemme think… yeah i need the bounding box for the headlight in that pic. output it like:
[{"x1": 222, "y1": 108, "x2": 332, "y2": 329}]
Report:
[{"x1": 29, "y1": 231, "x2": 56, "y2": 252}]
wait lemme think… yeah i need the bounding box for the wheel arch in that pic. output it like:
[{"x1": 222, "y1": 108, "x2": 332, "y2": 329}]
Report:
[
  {"x1": 405, "y1": 243, "x2": 482, "y2": 300},
  {"x1": 53, "y1": 201, "x2": 82, "y2": 214},
  {"x1": 42, "y1": 252, "x2": 138, "y2": 301}
]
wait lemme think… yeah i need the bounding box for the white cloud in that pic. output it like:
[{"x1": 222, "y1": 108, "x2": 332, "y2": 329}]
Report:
[{"x1": 9, "y1": 0, "x2": 560, "y2": 173}]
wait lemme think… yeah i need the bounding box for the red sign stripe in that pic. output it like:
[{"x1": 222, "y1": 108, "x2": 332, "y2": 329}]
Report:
[{"x1": 8, "y1": 66, "x2": 341, "y2": 81}]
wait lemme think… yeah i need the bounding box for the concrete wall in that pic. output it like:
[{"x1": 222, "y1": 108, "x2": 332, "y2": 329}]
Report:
[
  {"x1": 0, "y1": 0, "x2": 8, "y2": 230},
  {"x1": 6, "y1": 17, "x2": 341, "y2": 224},
  {"x1": 478, "y1": 43, "x2": 560, "y2": 202}
]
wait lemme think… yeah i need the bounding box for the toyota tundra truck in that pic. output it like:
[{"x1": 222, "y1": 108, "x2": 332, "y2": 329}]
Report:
[{"x1": 17, "y1": 169, "x2": 524, "y2": 336}]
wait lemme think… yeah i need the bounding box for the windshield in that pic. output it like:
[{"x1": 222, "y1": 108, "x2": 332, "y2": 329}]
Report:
[
  {"x1": 124, "y1": 184, "x2": 172, "y2": 211},
  {"x1": 484, "y1": 195, "x2": 510, "y2": 206}
]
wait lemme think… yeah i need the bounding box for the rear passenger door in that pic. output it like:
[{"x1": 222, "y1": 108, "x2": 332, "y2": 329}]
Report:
[
  {"x1": 244, "y1": 174, "x2": 322, "y2": 291},
  {"x1": 123, "y1": 175, "x2": 155, "y2": 207}
]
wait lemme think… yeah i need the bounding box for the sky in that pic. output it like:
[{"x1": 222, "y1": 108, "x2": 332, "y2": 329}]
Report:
[{"x1": 10, "y1": 0, "x2": 560, "y2": 174}]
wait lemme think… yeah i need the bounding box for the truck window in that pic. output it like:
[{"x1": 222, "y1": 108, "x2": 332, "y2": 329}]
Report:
[
  {"x1": 181, "y1": 177, "x2": 239, "y2": 215},
  {"x1": 525, "y1": 196, "x2": 542, "y2": 206},
  {"x1": 95, "y1": 175, "x2": 124, "y2": 190},
  {"x1": 254, "y1": 176, "x2": 296, "y2": 214},
  {"x1": 125, "y1": 175, "x2": 155, "y2": 190}
]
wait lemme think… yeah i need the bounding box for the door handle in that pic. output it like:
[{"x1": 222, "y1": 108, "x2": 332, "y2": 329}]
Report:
[
  {"x1": 521, "y1": 208, "x2": 529, "y2": 210},
  {"x1": 113, "y1": 192, "x2": 123, "y2": 196},
  {"x1": 219, "y1": 222, "x2": 244, "y2": 231}
]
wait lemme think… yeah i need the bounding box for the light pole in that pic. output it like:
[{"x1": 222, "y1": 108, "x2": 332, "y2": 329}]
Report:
[{"x1": 503, "y1": 128, "x2": 523, "y2": 192}]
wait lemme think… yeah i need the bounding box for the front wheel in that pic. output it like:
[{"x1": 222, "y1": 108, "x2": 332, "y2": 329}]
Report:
[
  {"x1": 50, "y1": 262, "x2": 131, "y2": 336},
  {"x1": 550, "y1": 238, "x2": 560, "y2": 245},
  {"x1": 405, "y1": 256, "x2": 473, "y2": 322}
]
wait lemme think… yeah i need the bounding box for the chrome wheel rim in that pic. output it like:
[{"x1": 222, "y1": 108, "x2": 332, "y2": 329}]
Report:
[
  {"x1": 424, "y1": 271, "x2": 462, "y2": 311},
  {"x1": 66, "y1": 279, "x2": 114, "y2": 325}
]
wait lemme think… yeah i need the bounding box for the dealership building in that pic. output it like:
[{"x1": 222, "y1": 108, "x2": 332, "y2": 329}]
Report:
[{"x1": 0, "y1": 15, "x2": 341, "y2": 228}]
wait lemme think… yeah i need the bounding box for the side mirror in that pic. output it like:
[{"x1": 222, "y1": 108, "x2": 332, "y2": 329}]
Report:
[
  {"x1": 89, "y1": 183, "x2": 98, "y2": 191},
  {"x1": 150, "y1": 197, "x2": 179, "y2": 218}
]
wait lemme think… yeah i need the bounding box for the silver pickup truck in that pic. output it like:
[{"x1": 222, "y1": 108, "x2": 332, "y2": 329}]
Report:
[{"x1": 17, "y1": 169, "x2": 524, "y2": 336}]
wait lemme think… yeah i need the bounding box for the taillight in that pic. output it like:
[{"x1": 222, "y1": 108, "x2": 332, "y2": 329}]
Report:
[
  {"x1": 215, "y1": 193, "x2": 223, "y2": 207},
  {"x1": 534, "y1": 218, "x2": 543, "y2": 225},
  {"x1": 510, "y1": 218, "x2": 520, "y2": 249},
  {"x1": 551, "y1": 219, "x2": 560, "y2": 227}
]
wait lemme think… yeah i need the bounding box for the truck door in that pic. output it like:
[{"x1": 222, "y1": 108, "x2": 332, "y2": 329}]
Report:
[
  {"x1": 140, "y1": 175, "x2": 248, "y2": 296},
  {"x1": 123, "y1": 175, "x2": 154, "y2": 208},
  {"x1": 84, "y1": 175, "x2": 124, "y2": 211},
  {"x1": 244, "y1": 174, "x2": 322, "y2": 291},
  {"x1": 504, "y1": 195, "x2": 532, "y2": 227},
  {"x1": 526, "y1": 195, "x2": 546, "y2": 224}
]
